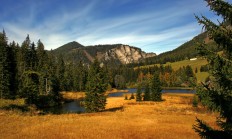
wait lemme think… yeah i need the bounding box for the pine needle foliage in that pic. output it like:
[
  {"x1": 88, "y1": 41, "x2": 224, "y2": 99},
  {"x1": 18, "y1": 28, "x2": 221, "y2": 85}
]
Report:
[
  {"x1": 85, "y1": 59, "x2": 107, "y2": 113},
  {"x1": 193, "y1": 1, "x2": 232, "y2": 138}
]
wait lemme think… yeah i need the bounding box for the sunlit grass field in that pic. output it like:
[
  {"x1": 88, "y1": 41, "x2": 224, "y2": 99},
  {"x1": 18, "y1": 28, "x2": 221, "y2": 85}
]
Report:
[
  {"x1": 0, "y1": 93, "x2": 217, "y2": 139},
  {"x1": 136, "y1": 58, "x2": 209, "y2": 83}
]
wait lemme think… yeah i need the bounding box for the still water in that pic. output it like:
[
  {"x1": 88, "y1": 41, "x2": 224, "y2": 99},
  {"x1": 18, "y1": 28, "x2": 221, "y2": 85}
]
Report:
[
  {"x1": 47, "y1": 88, "x2": 195, "y2": 114},
  {"x1": 108, "y1": 88, "x2": 196, "y2": 97},
  {"x1": 44, "y1": 100, "x2": 85, "y2": 114}
]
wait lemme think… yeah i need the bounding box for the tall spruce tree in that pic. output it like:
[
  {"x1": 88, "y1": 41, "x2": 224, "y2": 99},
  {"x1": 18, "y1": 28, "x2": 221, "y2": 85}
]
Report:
[
  {"x1": 22, "y1": 71, "x2": 40, "y2": 105},
  {"x1": 85, "y1": 59, "x2": 107, "y2": 112},
  {"x1": 136, "y1": 84, "x2": 142, "y2": 101},
  {"x1": 7, "y1": 41, "x2": 18, "y2": 98},
  {"x1": 150, "y1": 72, "x2": 162, "y2": 101},
  {"x1": 56, "y1": 54, "x2": 65, "y2": 91},
  {"x1": 29, "y1": 42, "x2": 38, "y2": 71},
  {"x1": 36, "y1": 40, "x2": 49, "y2": 94},
  {"x1": 20, "y1": 35, "x2": 31, "y2": 71},
  {"x1": 143, "y1": 82, "x2": 150, "y2": 101},
  {"x1": 0, "y1": 30, "x2": 11, "y2": 98},
  {"x1": 193, "y1": 0, "x2": 232, "y2": 138},
  {"x1": 73, "y1": 61, "x2": 86, "y2": 91},
  {"x1": 36, "y1": 39, "x2": 47, "y2": 71}
]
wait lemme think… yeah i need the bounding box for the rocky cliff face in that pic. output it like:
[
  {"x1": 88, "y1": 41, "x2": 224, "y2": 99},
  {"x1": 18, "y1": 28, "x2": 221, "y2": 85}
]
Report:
[
  {"x1": 54, "y1": 42, "x2": 156, "y2": 65},
  {"x1": 102, "y1": 45, "x2": 156, "y2": 64}
]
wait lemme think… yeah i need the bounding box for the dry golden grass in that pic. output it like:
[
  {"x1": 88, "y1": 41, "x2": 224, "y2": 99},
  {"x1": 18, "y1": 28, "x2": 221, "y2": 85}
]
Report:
[
  {"x1": 0, "y1": 93, "x2": 218, "y2": 139},
  {"x1": 61, "y1": 91, "x2": 86, "y2": 99}
]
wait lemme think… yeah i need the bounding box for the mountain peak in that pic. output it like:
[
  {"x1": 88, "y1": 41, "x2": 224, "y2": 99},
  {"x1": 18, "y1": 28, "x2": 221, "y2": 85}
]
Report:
[{"x1": 54, "y1": 41, "x2": 84, "y2": 54}]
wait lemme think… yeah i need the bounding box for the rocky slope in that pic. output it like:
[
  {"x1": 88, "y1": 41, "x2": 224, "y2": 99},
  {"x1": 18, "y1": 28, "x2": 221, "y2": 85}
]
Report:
[
  {"x1": 102, "y1": 45, "x2": 155, "y2": 64},
  {"x1": 53, "y1": 42, "x2": 156, "y2": 65}
]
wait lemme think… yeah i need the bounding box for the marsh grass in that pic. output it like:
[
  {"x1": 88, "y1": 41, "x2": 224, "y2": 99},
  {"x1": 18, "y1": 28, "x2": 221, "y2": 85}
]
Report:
[{"x1": 0, "y1": 93, "x2": 217, "y2": 139}]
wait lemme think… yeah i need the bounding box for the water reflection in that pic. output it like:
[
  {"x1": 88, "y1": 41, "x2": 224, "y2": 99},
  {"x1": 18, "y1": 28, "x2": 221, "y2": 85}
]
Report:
[{"x1": 44, "y1": 100, "x2": 85, "y2": 114}]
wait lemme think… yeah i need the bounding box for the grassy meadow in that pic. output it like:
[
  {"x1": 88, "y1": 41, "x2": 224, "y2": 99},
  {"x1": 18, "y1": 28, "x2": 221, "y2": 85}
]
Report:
[
  {"x1": 137, "y1": 58, "x2": 209, "y2": 83},
  {"x1": 166, "y1": 59, "x2": 209, "y2": 83},
  {"x1": 0, "y1": 93, "x2": 218, "y2": 139}
]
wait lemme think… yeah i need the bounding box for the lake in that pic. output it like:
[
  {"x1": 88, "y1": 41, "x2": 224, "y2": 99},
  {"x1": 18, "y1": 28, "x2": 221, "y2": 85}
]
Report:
[
  {"x1": 108, "y1": 88, "x2": 196, "y2": 97},
  {"x1": 44, "y1": 100, "x2": 85, "y2": 114},
  {"x1": 46, "y1": 88, "x2": 195, "y2": 114}
]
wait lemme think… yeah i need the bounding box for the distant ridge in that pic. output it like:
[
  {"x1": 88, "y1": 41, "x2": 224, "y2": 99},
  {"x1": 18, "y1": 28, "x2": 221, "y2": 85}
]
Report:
[
  {"x1": 52, "y1": 42, "x2": 156, "y2": 65},
  {"x1": 145, "y1": 32, "x2": 217, "y2": 64}
]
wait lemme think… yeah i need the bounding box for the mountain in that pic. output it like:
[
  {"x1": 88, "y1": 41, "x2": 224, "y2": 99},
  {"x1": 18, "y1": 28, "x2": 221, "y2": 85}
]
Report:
[
  {"x1": 53, "y1": 42, "x2": 156, "y2": 65},
  {"x1": 54, "y1": 41, "x2": 84, "y2": 53},
  {"x1": 145, "y1": 32, "x2": 218, "y2": 64}
]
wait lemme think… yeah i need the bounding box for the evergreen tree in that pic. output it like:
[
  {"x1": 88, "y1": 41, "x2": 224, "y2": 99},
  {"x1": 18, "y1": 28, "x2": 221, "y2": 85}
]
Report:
[
  {"x1": 150, "y1": 72, "x2": 162, "y2": 101},
  {"x1": 36, "y1": 39, "x2": 47, "y2": 71},
  {"x1": 130, "y1": 93, "x2": 135, "y2": 99},
  {"x1": 114, "y1": 75, "x2": 125, "y2": 89},
  {"x1": 49, "y1": 75, "x2": 62, "y2": 106},
  {"x1": 7, "y1": 41, "x2": 18, "y2": 98},
  {"x1": 64, "y1": 62, "x2": 74, "y2": 91},
  {"x1": 136, "y1": 84, "x2": 142, "y2": 101},
  {"x1": 0, "y1": 30, "x2": 11, "y2": 98},
  {"x1": 56, "y1": 54, "x2": 65, "y2": 91},
  {"x1": 193, "y1": 0, "x2": 232, "y2": 138},
  {"x1": 143, "y1": 82, "x2": 150, "y2": 101},
  {"x1": 185, "y1": 65, "x2": 194, "y2": 77},
  {"x1": 29, "y1": 42, "x2": 38, "y2": 70},
  {"x1": 17, "y1": 35, "x2": 31, "y2": 96},
  {"x1": 73, "y1": 61, "x2": 86, "y2": 91},
  {"x1": 22, "y1": 71, "x2": 40, "y2": 105},
  {"x1": 85, "y1": 59, "x2": 107, "y2": 112},
  {"x1": 20, "y1": 35, "x2": 31, "y2": 71},
  {"x1": 36, "y1": 40, "x2": 49, "y2": 94}
]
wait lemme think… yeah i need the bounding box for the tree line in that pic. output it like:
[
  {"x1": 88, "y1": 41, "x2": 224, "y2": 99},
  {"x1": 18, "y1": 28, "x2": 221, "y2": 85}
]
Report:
[{"x1": 0, "y1": 31, "x2": 199, "y2": 109}]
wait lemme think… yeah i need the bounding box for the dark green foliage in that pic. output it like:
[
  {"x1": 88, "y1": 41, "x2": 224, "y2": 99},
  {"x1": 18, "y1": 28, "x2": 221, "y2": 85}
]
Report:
[
  {"x1": 7, "y1": 42, "x2": 18, "y2": 98},
  {"x1": 196, "y1": 86, "x2": 217, "y2": 110},
  {"x1": 56, "y1": 55, "x2": 65, "y2": 91},
  {"x1": 114, "y1": 75, "x2": 126, "y2": 89},
  {"x1": 28, "y1": 42, "x2": 38, "y2": 70},
  {"x1": 175, "y1": 66, "x2": 197, "y2": 87},
  {"x1": 22, "y1": 71, "x2": 40, "y2": 105},
  {"x1": 200, "y1": 65, "x2": 210, "y2": 72},
  {"x1": 36, "y1": 40, "x2": 48, "y2": 71},
  {"x1": 150, "y1": 72, "x2": 162, "y2": 101},
  {"x1": 143, "y1": 82, "x2": 150, "y2": 101},
  {"x1": 136, "y1": 84, "x2": 142, "y2": 101},
  {"x1": 0, "y1": 31, "x2": 11, "y2": 99},
  {"x1": 130, "y1": 93, "x2": 135, "y2": 100},
  {"x1": 193, "y1": 0, "x2": 232, "y2": 138},
  {"x1": 193, "y1": 118, "x2": 232, "y2": 139},
  {"x1": 85, "y1": 59, "x2": 107, "y2": 112},
  {"x1": 36, "y1": 75, "x2": 62, "y2": 109},
  {"x1": 0, "y1": 31, "x2": 17, "y2": 99},
  {"x1": 185, "y1": 65, "x2": 194, "y2": 77},
  {"x1": 192, "y1": 95, "x2": 198, "y2": 107},
  {"x1": 72, "y1": 61, "x2": 87, "y2": 91}
]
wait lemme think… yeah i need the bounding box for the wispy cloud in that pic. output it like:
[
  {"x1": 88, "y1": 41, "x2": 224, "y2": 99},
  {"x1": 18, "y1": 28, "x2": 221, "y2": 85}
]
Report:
[{"x1": 0, "y1": 0, "x2": 225, "y2": 53}]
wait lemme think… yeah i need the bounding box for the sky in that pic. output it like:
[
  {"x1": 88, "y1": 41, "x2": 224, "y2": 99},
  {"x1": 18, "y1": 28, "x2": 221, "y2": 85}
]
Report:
[{"x1": 0, "y1": 0, "x2": 230, "y2": 54}]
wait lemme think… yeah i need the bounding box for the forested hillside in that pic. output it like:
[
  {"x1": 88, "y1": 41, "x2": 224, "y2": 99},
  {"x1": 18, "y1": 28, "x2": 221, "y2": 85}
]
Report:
[{"x1": 145, "y1": 32, "x2": 218, "y2": 64}]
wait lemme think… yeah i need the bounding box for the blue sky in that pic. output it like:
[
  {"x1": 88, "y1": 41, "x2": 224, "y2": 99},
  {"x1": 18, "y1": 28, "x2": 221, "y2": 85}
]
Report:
[{"x1": 0, "y1": 0, "x2": 230, "y2": 54}]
